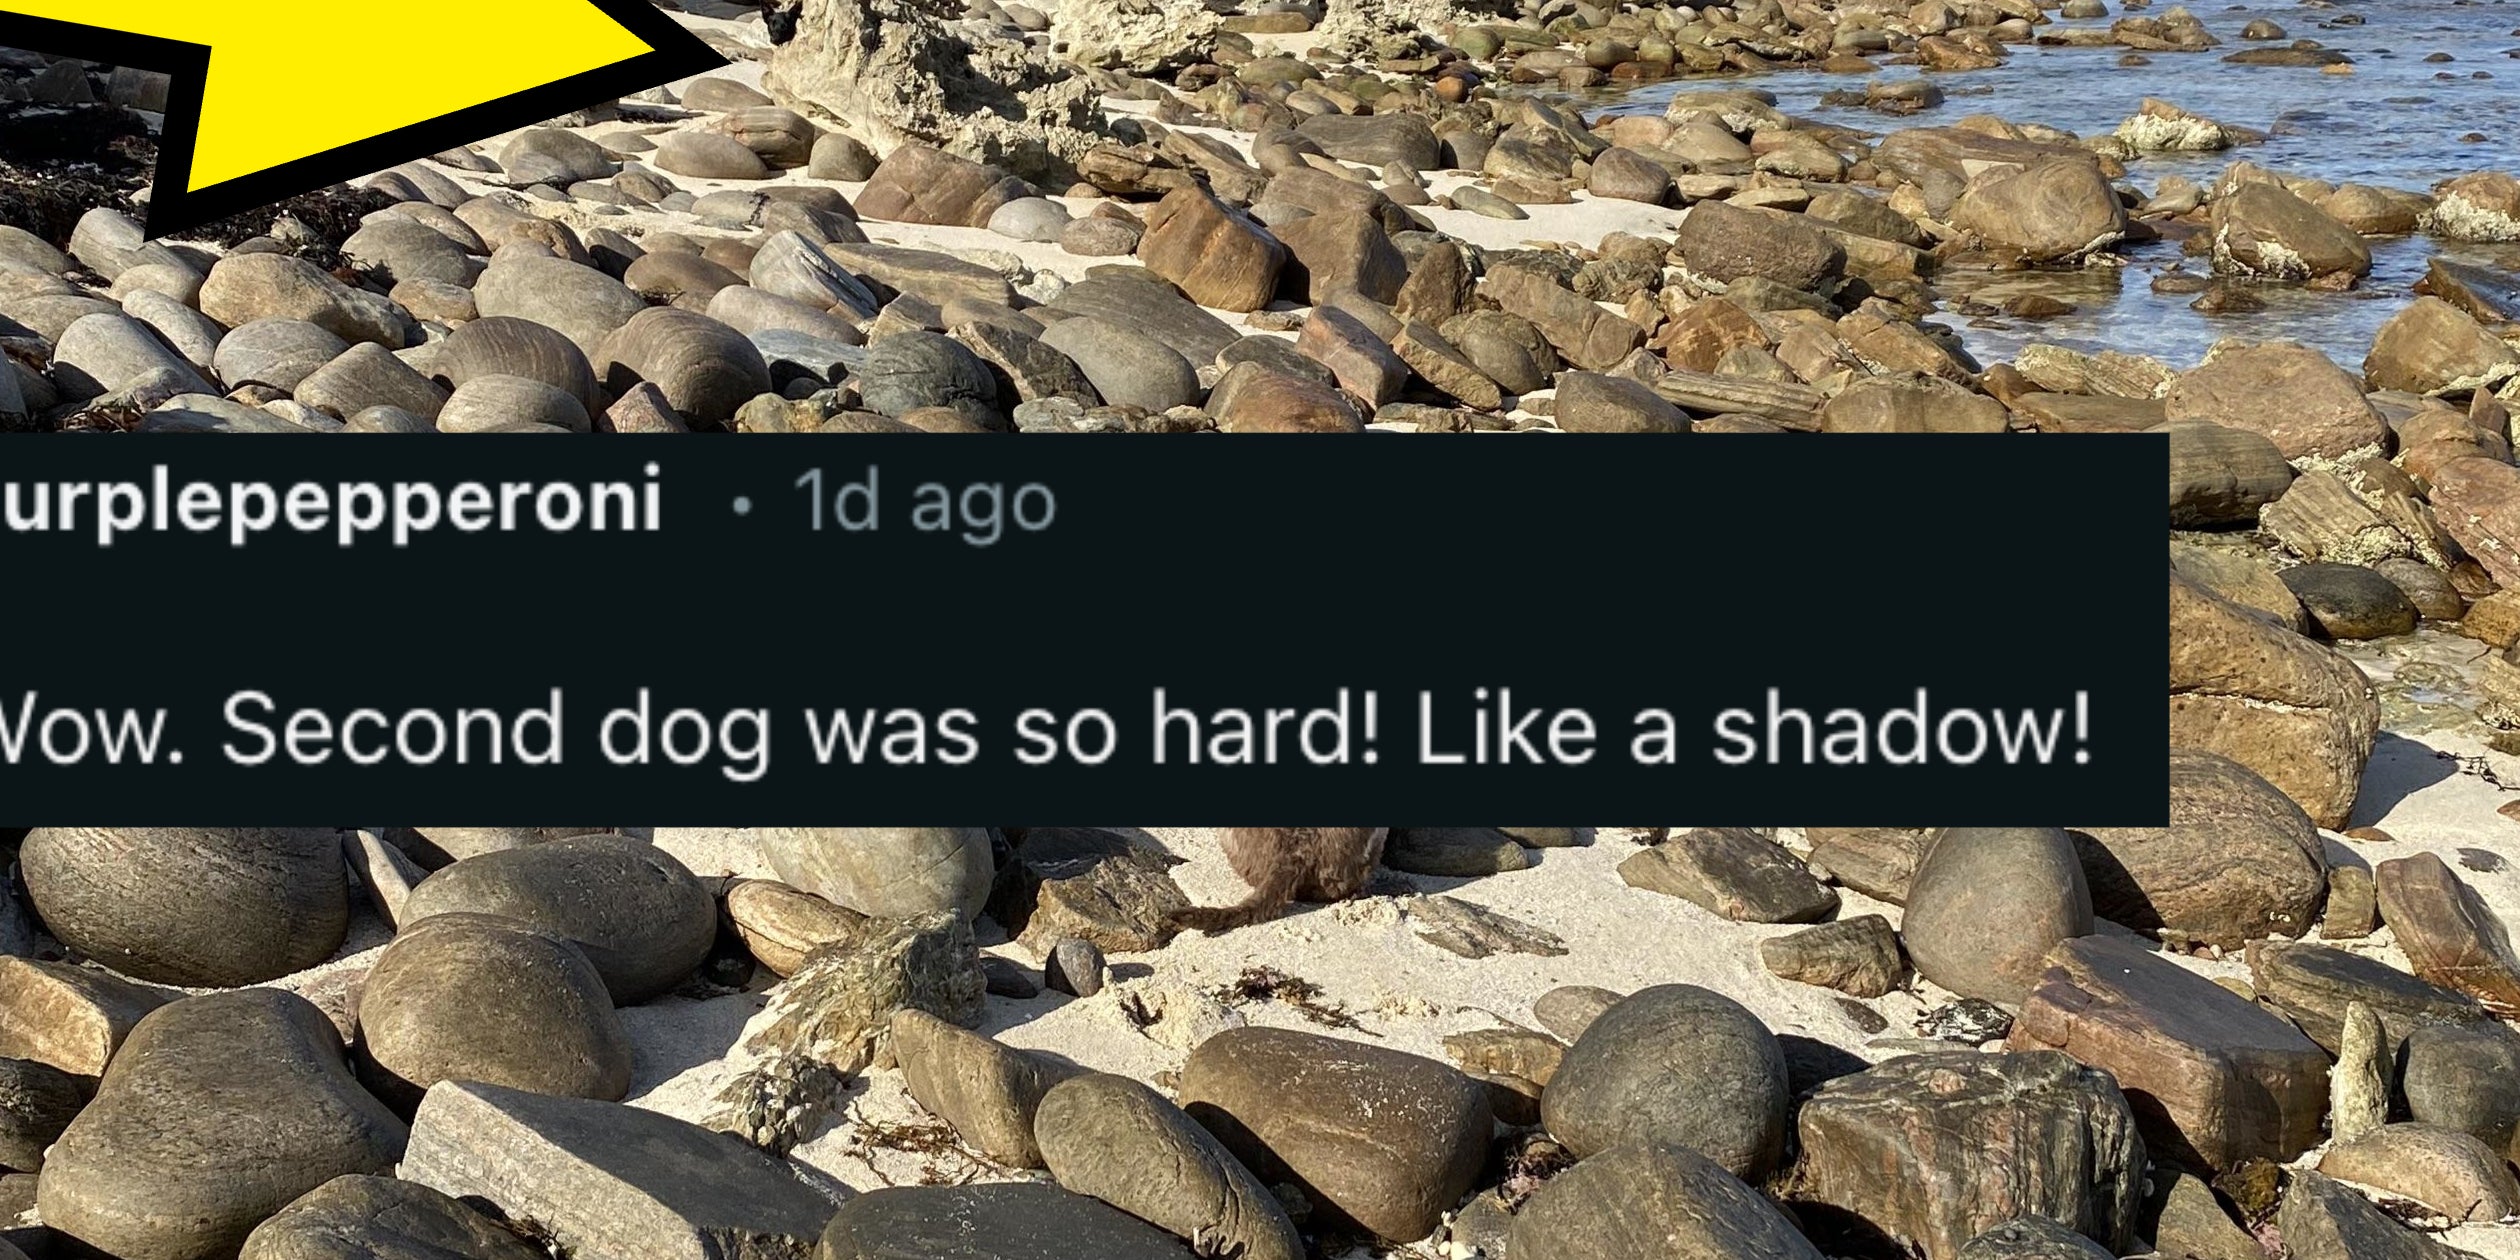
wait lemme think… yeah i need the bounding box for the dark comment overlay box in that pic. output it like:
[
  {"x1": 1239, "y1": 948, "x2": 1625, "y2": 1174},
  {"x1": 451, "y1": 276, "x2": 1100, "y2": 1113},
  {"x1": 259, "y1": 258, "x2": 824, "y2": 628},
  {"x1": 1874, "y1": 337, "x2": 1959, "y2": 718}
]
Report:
[{"x1": 0, "y1": 435, "x2": 2165, "y2": 826}]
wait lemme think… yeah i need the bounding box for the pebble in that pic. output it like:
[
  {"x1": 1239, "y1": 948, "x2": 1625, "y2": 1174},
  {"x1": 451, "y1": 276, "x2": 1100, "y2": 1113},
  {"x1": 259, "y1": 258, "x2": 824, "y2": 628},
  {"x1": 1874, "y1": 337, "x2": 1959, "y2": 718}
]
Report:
[{"x1": 1043, "y1": 937, "x2": 1107, "y2": 997}]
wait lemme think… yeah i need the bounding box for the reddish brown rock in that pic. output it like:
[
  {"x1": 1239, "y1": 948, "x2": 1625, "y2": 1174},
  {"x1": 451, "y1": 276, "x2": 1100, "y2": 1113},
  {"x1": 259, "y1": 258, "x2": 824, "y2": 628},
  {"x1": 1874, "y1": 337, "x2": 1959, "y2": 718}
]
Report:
[
  {"x1": 1273, "y1": 210, "x2": 1405, "y2": 305},
  {"x1": 2014, "y1": 935, "x2": 2329, "y2": 1174},
  {"x1": 1804, "y1": 827, "x2": 1934, "y2": 904},
  {"x1": 2364, "y1": 296, "x2": 2520, "y2": 395},
  {"x1": 2168, "y1": 571, "x2": 2379, "y2": 829},
  {"x1": 2162, "y1": 339, "x2": 2388, "y2": 460},
  {"x1": 854, "y1": 144, "x2": 1026, "y2": 227},
  {"x1": 1208, "y1": 361, "x2": 1364, "y2": 433},
  {"x1": 1789, "y1": 1051, "x2": 2146, "y2": 1260},
  {"x1": 1294, "y1": 306, "x2": 1407, "y2": 407},
  {"x1": 2376, "y1": 851, "x2": 2520, "y2": 1016},
  {"x1": 1136, "y1": 187, "x2": 1286, "y2": 313},
  {"x1": 2427, "y1": 457, "x2": 2520, "y2": 589}
]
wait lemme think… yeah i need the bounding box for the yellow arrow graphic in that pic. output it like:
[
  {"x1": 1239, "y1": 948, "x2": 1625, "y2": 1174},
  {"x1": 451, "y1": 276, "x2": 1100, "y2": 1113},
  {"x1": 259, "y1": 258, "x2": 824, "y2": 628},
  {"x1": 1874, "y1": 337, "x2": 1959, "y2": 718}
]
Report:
[{"x1": 0, "y1": 0, "x2": 721, "y2": 236}]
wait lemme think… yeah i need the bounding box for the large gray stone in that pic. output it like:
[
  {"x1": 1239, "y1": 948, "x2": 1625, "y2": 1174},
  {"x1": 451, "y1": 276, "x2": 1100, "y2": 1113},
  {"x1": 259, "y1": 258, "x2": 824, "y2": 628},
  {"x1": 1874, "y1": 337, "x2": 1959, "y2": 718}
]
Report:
[
  {"x1": 21, "y1": 827, "x2": 348, "y2": 988},
  {"x1": 401, "y1": 836, "x2": 716, "y2": 1004},
  {"x1": 40, "y1": 990, "x2": 408, "y2": 1260},
  {"x1": 1541, "y1": 984, "x2": 1789, "y2": 1178},
  {"x1": 402, "y1": 1082, "x2": 837, "y2": 1260}
]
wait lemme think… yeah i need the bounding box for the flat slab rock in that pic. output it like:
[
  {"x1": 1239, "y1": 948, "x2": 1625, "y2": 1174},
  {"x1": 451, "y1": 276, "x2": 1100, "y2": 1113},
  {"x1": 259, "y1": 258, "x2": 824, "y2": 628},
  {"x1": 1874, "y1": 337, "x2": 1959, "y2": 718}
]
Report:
[
  {"x1": 817, "y1": 1183, "x2": 1197, "y2": 1260},
  {"x1": 2015, "y1": 935, "x2": 2327, "y2": 1174},
  {"x1": 1618, "y1": 828, "x2": 1837, "y2": 923},
  {"x1": 400, "y1": 1081, "x2": 838, "y2": 1260}
]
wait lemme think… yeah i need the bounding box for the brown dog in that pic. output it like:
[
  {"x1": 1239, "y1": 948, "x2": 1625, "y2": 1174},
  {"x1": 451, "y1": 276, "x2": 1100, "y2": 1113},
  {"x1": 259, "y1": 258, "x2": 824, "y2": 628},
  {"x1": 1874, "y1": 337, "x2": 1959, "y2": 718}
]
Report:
[{"x1": 1167, "y1": 827, "x2": 1389, "y2": 933}]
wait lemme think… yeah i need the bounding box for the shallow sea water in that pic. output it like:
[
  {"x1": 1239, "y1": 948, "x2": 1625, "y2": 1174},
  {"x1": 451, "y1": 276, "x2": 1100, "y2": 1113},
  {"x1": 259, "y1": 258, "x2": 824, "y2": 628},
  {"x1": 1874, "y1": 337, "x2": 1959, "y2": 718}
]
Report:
[{"x1": 1598, "y1": 0, "x2": 2520, "y2": 368}]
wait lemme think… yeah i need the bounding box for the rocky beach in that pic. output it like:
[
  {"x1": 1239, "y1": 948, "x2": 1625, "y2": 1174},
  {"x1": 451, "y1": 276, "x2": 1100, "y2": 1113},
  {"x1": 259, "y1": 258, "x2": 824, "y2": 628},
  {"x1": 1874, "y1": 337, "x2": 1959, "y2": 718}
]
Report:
[{"x1": 4, "y1": 0, "x2": 2520, "y2": 1256}]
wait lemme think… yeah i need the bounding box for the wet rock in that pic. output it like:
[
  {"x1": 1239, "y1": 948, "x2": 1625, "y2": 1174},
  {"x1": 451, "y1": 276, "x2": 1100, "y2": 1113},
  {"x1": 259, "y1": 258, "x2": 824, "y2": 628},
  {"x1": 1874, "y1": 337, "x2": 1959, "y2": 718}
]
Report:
[
  {"x1": 354, "y1": 912, "x2": 631, "y2": 1110},
  {"x1": 892, "y1": 1009, "x2": 1079, "y2": 1168},
  {"x1": 2365, "y1": 297, "x2": 2519, "y2": 395},
  {"x1": 1037, "y1": 1073, "x2": 1302, "y2": 1260},
  {"x1": 1952, "y1": 157, "x2": 2129, "y2": 262},
  {"x1": 1136, "y1": 187, "x2": 1285, "y2": 313},
  {"x1": 237, "y1": 1175, "x2": 544, "y2": 1260},
  {"x1": 1902, "y1": 827, "x2": 2093, "y2": 1006},
  {"x1": 1178, "y1": 1026, "x2": 1490, "y2": 1241},
  {"x1": 401, "y1": 836, "x2": 717, "y2": 1004},
  {"x1": 402, "y1": 1082, "x2": 836, "y2": 1260},
  {"x1": 2015, "y1": 935, "x2": 2327, "y2": 1173},
  {"x1": 2431, "y1": 171, "x2": 2520, "y2": 242},
  {"x1": 2074, "y1": 750, "x2": 2326, "y2": 947},
  {"x1": 1543, "y1": 984, "x2": 1788, "y2": 1178},
  {"x1": 2278, "y1": 1170, "x2": 2469, "y2": 1260},
  {"x1": 22, "y1": 827, "x2": 348, "y2": 988},
  {"x1": 2168, "y1": 570, "x2": 2379, "y2": 829},
  {"x1": 2166, "y1": 422, "x2": 2294, "y2": 527},
  {"x1": 817, "y1": 1184, "x2": 1193, "y2": 1260},
  {"x1": 1761, "y1": 915, "x2": 1905, "y2": 997},
  {"x1": 1618, "y1": 828, "x2": 1836, "y2": 923},
  {"x1": 2211, "y1": 183, "x2": 2370, "y2": 282},
  {"x1": 41, "y1": 990, "x2": 408, "y2": 1260},
  {"x1": 2163, "y1": 339, "x2": 2387, "y2": 460},
  {"x1": 1509, "y1": 1140, "x2": 1823, "y2": 1260},
  {"x1": 2375, "y1": 851, "x2": 2520, "y2": 1015},
  {"x1": 1789, "y1": 1051, "x2": 2145, "y2": 1260}
]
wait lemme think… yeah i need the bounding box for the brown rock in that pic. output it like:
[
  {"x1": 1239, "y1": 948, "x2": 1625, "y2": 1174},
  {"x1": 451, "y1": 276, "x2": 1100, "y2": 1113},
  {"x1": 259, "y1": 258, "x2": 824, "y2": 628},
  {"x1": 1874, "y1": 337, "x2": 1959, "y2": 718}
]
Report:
[
  {"x1": 1952, "y1": 157, "x2": 2129, "y2": 262},
  {"x1": 1675, "y1": 198, "x2": 1843, "y2": 292},
  {"x1": 2246, "y1": 939, "x2": 2492, "y2": 1056},
  {"x1": 892, "y1": 1009, "x2": 1080, "y2": 1168},
  {"x1": 854, "y1": 144, "x2": 1025, "y2": 227},
  {"x1": 2210, "y1": 183, "x2": 2371, "y2": 282},
  {"x1": 1902, "y1": 828, "x2": 2094, "y2": 1006},
  {"x1": 2015, "y1": 935, "x2": 2328, "y2": 1174},
  {"x1": 2319, "y1": 1123, "x2": 2520, "y2": 1222},
  {"x1": 1822, "y1": 374, "x2": 2009, "y2": 433},
  {"x1": 1208, "y1": 361, "x2": 1365, "y2": 433},
  {"x1": 1618, "y1": 828, "x2": 1837, "y2": 923},
  {"x1": 1759, "y1": 915, "x2": 1905, "y2": 997},
  {"x1": 1273, "y1": 210, "x2": 1405, "y2": 305},
  {"x1": 1789, "y1": 1051, "x2": 2146, "y2": 1260},
  {"x1": 2426, "y1": 457, "x2": 2520, "y2": 589},
  {"x1": 1805, "y1": 828, "x2": 1934, "y2": 904},
  {"x1": 2375, "y1": 851, "x2": 2520, "y2": 1015},
  {"x1": 2166, "y1": 422, "x2": 2296, "y2": 528},
  {"x1": 2073, "y1": 749, "x2": 2327, "y2": 948},
  {"x1": 1393, "y1": 320, "x2": 1504, "y2": 410},
  {"x1": 2163, "y1": 339, "x2": 2389, "y2": 459},
  {"x1": 1483, "y1": 265, "x2": 1642, "y2": 370},
  {"x1": 2168, "y1": 570, "x2": 2380, "y2": 829},
  {"x1": 0, "y1": 957, "x2": 172, "y2": 1080},
  {"x1": 1136, "y1": 187, "x2": 1286, "y2": 313},
  {"x1": 2364, "y1": 296, "x2": 2520, "y2": 395},
  {"x1": 1554, "y1": 369, "x2": 1689, "y2": 433},
  {"x1": 1295, "y1": 305, "x2": 1407, "y2": 406},
  {"x1": 1178, "y1": 1027, "x2": 1490, "y2": 1242}
]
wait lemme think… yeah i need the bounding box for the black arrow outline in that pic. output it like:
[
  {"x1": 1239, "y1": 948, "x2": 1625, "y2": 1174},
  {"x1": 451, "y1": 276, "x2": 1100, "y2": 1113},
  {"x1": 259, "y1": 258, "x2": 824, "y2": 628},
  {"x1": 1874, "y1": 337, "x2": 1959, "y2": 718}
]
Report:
[{"x1": 0, "y1": 0, "x2": 724, "y2": 239}]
